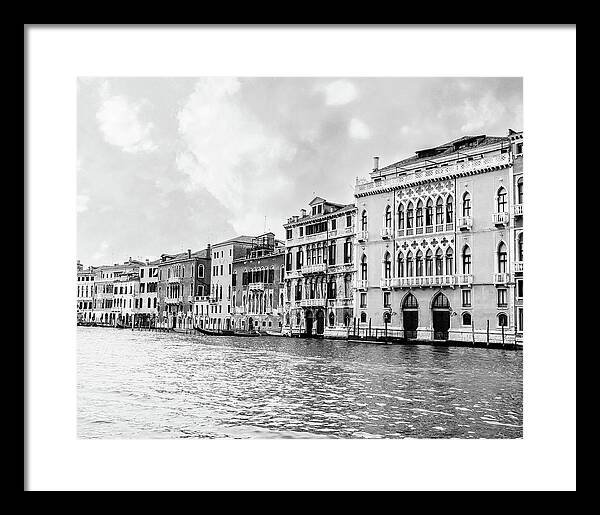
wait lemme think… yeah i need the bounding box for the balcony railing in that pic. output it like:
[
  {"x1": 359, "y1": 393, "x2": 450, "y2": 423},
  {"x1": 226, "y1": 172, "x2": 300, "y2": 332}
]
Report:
[
  {"x1": 357, "y1": 230, "x2": 368, "y2": 242},
  {"x1": 457, "y1": 274, "x2": 473, "y2": 286},
  {"x1": 300, "y1": 298, "x2": 326, "y2": 307},
  {"x1": 513, "y1": 261, "x2": 523, "y2": 273},
  {"x1": 458, "y1": 216, "x2": 472, "y2": 230},
  {"x1": 493, "y1": 272, "x2": 510, "y2": 284},
  {"x1": 396, "y1": 229, "x2": 405, "y2": 238},
  {"x1": 193, "y1": 296, "x2": 210, "y2": 302},
  {"x1": 393, "y1": 276, "x2": 456, "y2": 288},
  {"x1": 328, "y1": 298, "x2": 353, "y2": 308},
  {"x1": 167, "y1": 276, "x2": 182, "y2": 283},
  {"x1": 380, "y1": 277, "x2": 392, "y2": 289},
  {"x1": 301, "y1": 263, "x2": 326, "y2": 275},
  {"x1": 249, "y1": 282, "x2": 266, "y2": 290},
  {"x1": 165, "y1": 296, "x2": 183, "y2": 305},
  {"x1": 357, "y1": 279, "x2": 368, "y2": 290},
  {"x1": 380, "y1": 227, "x2": 393, "y2": 239},
  {"x1": 328, "y1": 229, "x2": 338, "y2": 238},
  {"x1": 493, "y1": 212, "x2": 510, "y2": 226},
  {"x1": 344, "y1": 225, "x2": 355, "y2": 234},
  {"x1": 514, "y1": 204, "x2": 523, "y2": 216}
]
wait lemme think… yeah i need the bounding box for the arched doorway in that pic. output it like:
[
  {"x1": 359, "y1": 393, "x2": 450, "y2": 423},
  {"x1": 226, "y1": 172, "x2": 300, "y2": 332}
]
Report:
[
  {"x1": 402, "y1": 293, "x2": 418, "y2": 339},
  {"x1": 248, "y1": 317, "x2": 253, "y2": 331},
  {"x1": 305, "y1": 310, "x2": 313, "y2": 336},
  {"x1": 432, "y1": 292, "x2": 450, "y2": 340},
  {"x1": 316, "y1": 309, "x2": 325, "y2": 335}
]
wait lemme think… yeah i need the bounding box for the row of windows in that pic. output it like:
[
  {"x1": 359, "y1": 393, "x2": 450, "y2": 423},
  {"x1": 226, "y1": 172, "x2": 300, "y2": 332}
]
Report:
[
  {"x1": 77, "y1": 275, "x2": 94, "y2": 282},
  {"x1": 286, "y1": 214, "x2": 354, "y2": 240},
  {"x1": 285, "y1": 240, "x2": 353, "y2": 271}
]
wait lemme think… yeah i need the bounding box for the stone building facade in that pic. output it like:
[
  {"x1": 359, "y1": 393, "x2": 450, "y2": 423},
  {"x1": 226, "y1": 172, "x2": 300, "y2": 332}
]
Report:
[
  {"x1": 231, "y1": 233, "x2": 285, "y2": 332},
  {"x1": 77, "y1": 263, "x2": 96, "y2": 323},
  {"x1": 282, "y1": 197, "x2": 356, "y2": 338},
  {"x1": 157, "y1": 248, "x2": 211, "y2": 329},
  {"x1": 353, "y1": 131, "x2": 522, "y2": 344}
]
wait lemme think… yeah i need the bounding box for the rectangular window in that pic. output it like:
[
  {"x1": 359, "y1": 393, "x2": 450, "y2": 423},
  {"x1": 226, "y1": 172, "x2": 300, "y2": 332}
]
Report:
[
  {"x1": 383, "y1": 292, "x2": 391, "y2": 308},
  {"x1": 286, "y1": 229, "x2": 292, "y2": 239},
  {"x1": 228, "y1": 264, "x2": 232, "y2": 275},
  {"x1": 299, "y1": 226, "x2": 304, "y2": 237},
  {"x1": 462, "y1": 289, "x2": 472, "y2": 307},
  {"x1": 331, "y1": 219, "x2": 336, "y2": 230},
  {"x1": 360, "y1": 292, "x2": 367, "y2": 308},
  {"x1": 140, "y1": 269, "x2": 144, "y2": 278},
  {"x1": 220, "y1": 265, "x2": 223, "y2": 275},
  {"x1": 347, "y1": 214, "x2": 352, "y2": 227},
  {"x1": 497, "y1": 288, "x2": 507, "y2": 307},
  {"x1": 518, "y1": 307, "x2": 523, "y2": 332},
  {"x1": 517, "y1": 279, "x2": 523, "y2": 299}
]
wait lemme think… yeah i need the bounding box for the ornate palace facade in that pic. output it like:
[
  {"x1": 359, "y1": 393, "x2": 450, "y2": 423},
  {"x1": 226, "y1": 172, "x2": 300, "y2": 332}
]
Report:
[{"x1": 353, "y1": 131, "x2": 523, "y2": 344}]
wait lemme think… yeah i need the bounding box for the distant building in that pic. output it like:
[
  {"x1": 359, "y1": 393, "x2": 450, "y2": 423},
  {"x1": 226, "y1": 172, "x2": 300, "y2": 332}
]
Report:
[
  {"x1": 137, "y1": 259, "x2": 160, "y2": 325},
  {"x1": 157, "y1": 248, "x2": 211, "y2": 329},
  {"x1": 353, "y1": 131, "x2": 523, "y2": 344},
  {"x1": 231, "y1": 233, "x2": 286, "y2": 332},
  {"x1": 282, "y1": 197, "x2": 357, "y2": 338},
  {"x1": 77, "y1": 264, "x2": 95, "y2": 322},
  {"x1": 208, "y1": 236, "x2": 255, "y2": 331}
]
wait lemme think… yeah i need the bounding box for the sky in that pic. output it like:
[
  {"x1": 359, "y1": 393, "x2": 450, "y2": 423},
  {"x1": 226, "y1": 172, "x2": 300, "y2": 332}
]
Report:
[{"x1": 77, "y1": 77, "x2": 522, "y2": 267}]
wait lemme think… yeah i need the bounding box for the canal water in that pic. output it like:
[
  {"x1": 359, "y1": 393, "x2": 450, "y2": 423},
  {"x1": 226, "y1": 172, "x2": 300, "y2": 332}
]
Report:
[{"x1": 77, "y1": 327, "x2": 523, "y2": 439}]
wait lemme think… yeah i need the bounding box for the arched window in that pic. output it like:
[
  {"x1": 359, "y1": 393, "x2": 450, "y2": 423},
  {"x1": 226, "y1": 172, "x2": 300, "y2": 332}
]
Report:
[
  {"x1": 497, "y1": 187, "x2": 507, "y2": 213},
  {"x1": 445, "y1": 247, "x2": 454, "y2": 275},
  {"x1": 384, "y1": 205, "x2": 392, "y2": 228},
  {"x1": 498, "y1": 242, "x2": 507, "y2": 273},
  {"x1": 416, "y1": 200, "x2": 423, "y2": 228},
  {"x1": 462, "y1": 245, "x2": 472, "y2": 274},
  {"x1": 435, "y1": 248, "x2": 443, "y2": 275},
  {"x1": 402, "y1": 293, "x2": 418, "y2": 309},
  {"x1": 344, "y1": 274, "x2": 352, "y2": 298},
  {"x1": 425, "y1": 249, "x2": 433, "y2": 276},
  {"x1": 383, "y1": 252, "x2": 391, "y2": 279},
  {"x1": 361, "y1": 210, "x2": 368, "y2": 230},
  {"x1": 328, "y1": 312, "x2": 335, "y2": 327},
  {"x1": 426, "y1": 198, "x2": 434, "y2": 226},
  {"x1": 406, "y1": 251, "x2": 414, "y2": 277},
  {"x1": 462, "y1": 312, "x2": 472, "y2": 326},
  {"x1": 446, "y1": 195, "x2": 453, "y2": 223},
  {"x1": 432, "y1": 292, "x2": 450, "y2": 309},
  {"x1": 360, "y1": 312, "x2": 367, "y2": 323},
  {"x1": 498, "y1": 313, "x2": 508, "y2": 327},
  {"x1": 436, "y1": 197, "x2": 444, "y2": 225},
  {"x1": 415, "y1": 250, "x2": 423, "y2": 277},
  {"x1": 406, "y1": 202, "x2": 414, "y2": 229},
  {"x1": 398, "y1": 204, "x2": 405, "y2": 229},
  {"x1": 360, "y1": 254, "x2": 368, "y2": 280},
  {"x1": 397, "y1": 252, "x2": 404, "y2": 277},
  {"x1": 517, "y1": 178, "x2": 523, "y2": 204},
  {"x1": 462, "y1": 192, "x2": 471, "y2": 217},
  {"x1": 517, "y1": 233, "x2": 523, "y2": 261}
]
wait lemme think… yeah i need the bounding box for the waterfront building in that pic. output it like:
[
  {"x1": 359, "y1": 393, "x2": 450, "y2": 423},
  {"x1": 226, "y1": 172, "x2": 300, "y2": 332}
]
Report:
[
  {"x1": 192, "y1": 294, "x2": 211, "y2": 329},
  {"x1": 231, "y1": 233, "x2": 286, "y2": 332},
  {"x1": 137, "y1": 259, "x2": 160, "y2": 326},
  {"x1": 92, "y1": 258, "x2": 145, "y2": 325},
  {"x1": 282, "y1": 197, "x2": 357, "y2": 338},
  {"x1": 208, "y1": 236, "x2": 255, "y2": 331},
  {"x1": 77, "y1": 262, "x2": 96, "y2": 323},
  {"x1": 112, "y1": 269, "x2": 140, "y2": 326},
  {"x1": 353, "y1": 131, "x2": 523, "y2": 344},
  {"x1": 509, "y1": 130, "x2": 524, "y2": 344},
  {"x1": 157, "y1": 248, "x2": 211, "y2": 329}
]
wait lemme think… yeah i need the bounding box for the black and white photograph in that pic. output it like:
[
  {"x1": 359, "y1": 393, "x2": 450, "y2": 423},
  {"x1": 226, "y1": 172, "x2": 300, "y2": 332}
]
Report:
[{"x1": 26, "y1": 25, "x2": 576, "y2": 491}]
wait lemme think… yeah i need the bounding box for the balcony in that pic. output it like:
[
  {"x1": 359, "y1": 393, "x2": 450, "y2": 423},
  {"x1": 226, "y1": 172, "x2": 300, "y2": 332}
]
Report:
[
  {"x1": 344, "y1": 225, "x2": 355, "y2": 235},
  {"x1": 357, "y1": 230, "x2": 368, "y2": 242},
  {"x1": 493, "y1": 212, "x2": 510, "y2": 226},
  {"x1": 514, "y1": 204, "x2": 523, "y2": 216},
  {"x1": 193, "y1": 296, "x2": 210, "y2": 302},
  {"x1": 457, "y1": 274, "x2": 473, "y2": 286},
  {"x1": 165, "y1": 296, "x2": 183, "y2": 305},
  {"x1": 513, "y1": 261, "x2": 523, "y2": 273},
  {"x1": 328, "y1": 298, "x2": 353, "y2": 308},
  {"x1": 380, "y1": 227, "x2": 393, "y2": 240},
  {"x1": 493, "y1": 272, "x2": 510, "y2": 285},
  {"x1": 393, "y1": 276, "x2": 457, "y2": 288},
  {"x1": 458, "y1": 216, "x2": 472, "y2": 230},
  {"x1": 300, "y1": 298, "x2": 326, "y2": 308},
  {"x1": 249, "y1": 282, "x2": 266, "y2": 291},
  {"x1": 357, "y1": 279, "x2": 368, "y2": 290},
  {"x1": 396, "y1": 229, "x2": 405, "y2": 238},
  {"x1": 328, "y1": 229, "x2": 338, "y2": 238},
  {"x1": 301, "y1": 263, "x2": 326, "y2": 275},
  {"x1": 328, "y1": 263, "x2": 354, "y2": 274},
  {"x1": 167, "y1": 276, "x2": 182, "y2": 284},
  {"x1": 380, "y1": 277, "x2": 392, "y2": 289}
]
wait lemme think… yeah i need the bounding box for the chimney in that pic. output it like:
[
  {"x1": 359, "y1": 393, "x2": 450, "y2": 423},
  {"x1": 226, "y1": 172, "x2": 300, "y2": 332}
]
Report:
[
  {"x1": 207, "y1": 243, "x2": 211, "y2": 257},
  {"x1": 300, "y1": 209, "x2": 306, "y2": 217},
  {"x1": 373, "y1": 156, "x2": 379, "y2": 171},
  {"x1": 188, "y1": 248, "x2": 191, "y2": 258}
]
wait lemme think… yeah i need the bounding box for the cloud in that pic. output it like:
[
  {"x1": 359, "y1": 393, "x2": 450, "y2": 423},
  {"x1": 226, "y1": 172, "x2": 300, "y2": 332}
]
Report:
[
  {"x1": 77, "y1": 194, "x2": 90, "y2": 213},
  {"x1": 349, "y1": 118, "x2": 371, "y2": 139},
  {"x1": 96, "y1": 84, "x2": 157, "y2": 153},
  {"x1": 91, "y1": 240, "x2": 109, "y2": 262},
  {"x1": 176, "y1": 78, "x2": 297, "y2": 235},
  {"x1": 321, "y1": 80, "x2": 358, "y2": 106},
  {"x1": 457, "y1": 92, "x2": 508, "y2": 133}
]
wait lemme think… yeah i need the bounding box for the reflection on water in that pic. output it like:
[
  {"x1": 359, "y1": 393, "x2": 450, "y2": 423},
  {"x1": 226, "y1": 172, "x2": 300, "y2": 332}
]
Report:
[{"x1": 77, "y1": 327, "x2": 522, "y2": 439}]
